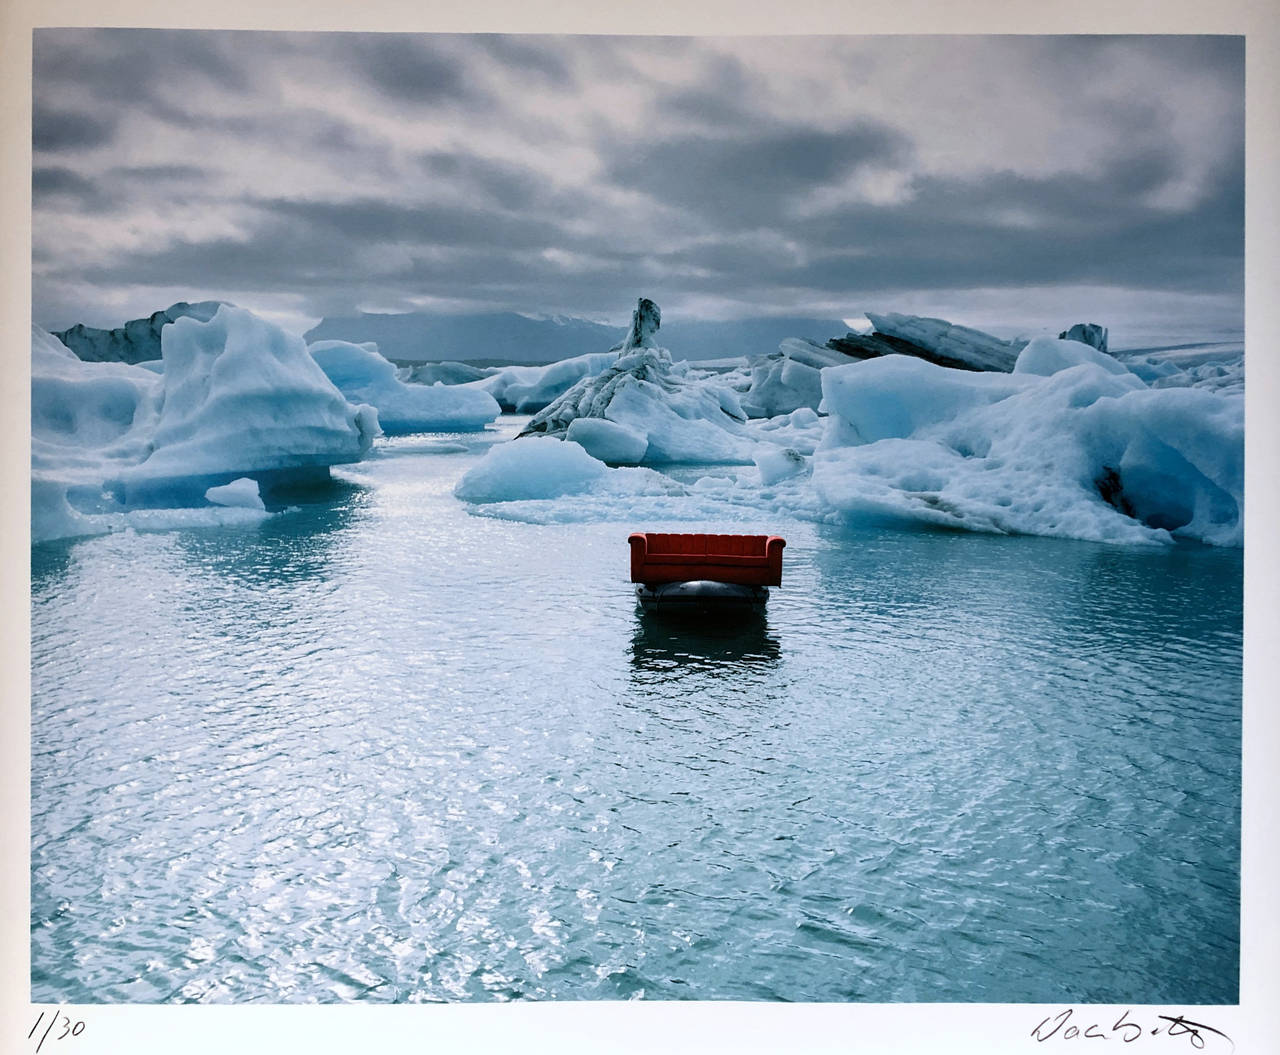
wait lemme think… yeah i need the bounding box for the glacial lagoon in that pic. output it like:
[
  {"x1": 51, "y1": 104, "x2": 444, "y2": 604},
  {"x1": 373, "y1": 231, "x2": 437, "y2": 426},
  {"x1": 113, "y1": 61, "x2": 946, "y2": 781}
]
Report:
[{"x1": 31, "y1": 420, "x2": 1241, "y2": 1004}]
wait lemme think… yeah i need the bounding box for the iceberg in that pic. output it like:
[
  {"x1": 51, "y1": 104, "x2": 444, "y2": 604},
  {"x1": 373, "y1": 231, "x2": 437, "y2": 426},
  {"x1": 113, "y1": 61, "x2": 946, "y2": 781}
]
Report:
[
  {"x1": 32, "y1": 307, "x2": 379, "y2": 542},
  {"x1": 454, "y1": 435, "x2": 681, "y2": 507},
  {"x1": 471, "y1": 351, "x2": 619, "y2": 413},
  {"x1": 1013, "y1": 335, "x2": 1131, "y2": 379},
  {"x1": 518, "y1": 298, "x2": 756, "y2": 465},
  {"x1": 753, "y1": 446, "x2": 808, "y2": 486},
  {"x1": 53, "y1": 300, "x2": 226, "y2": 364},
  {"x1": 32, "y1": 324, "x2": 165, "y2": 538},
  {"x1": 310, "y1": 339, "x2": 499, "y2": 434},
  {"x1": 813, "y1": 344, "x2": 1242, "y2": 546},
  {"x1": 565, "y1": 418, "x2": 649, "y2": 465},
  {"x1": 862, "y1": 312, "x2": 1027, "y2": 372},
  {"x1": 1058, "y1": 322, "x2": 1109, "y2": 353},
  {"x1": 403, "y1": 361, "x2": 490, "y2": 386},
  {"x1": 205, "y1": 477, "x2": 266, "y2": 510},
  {"x1": 739, "y1": 339, "x2": 852, "y2": 419}
]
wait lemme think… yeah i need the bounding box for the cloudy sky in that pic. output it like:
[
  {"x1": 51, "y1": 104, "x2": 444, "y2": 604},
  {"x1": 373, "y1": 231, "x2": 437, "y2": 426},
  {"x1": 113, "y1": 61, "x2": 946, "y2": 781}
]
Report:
[{"x1": 32, "y1": 31, "x2": 1243, "y2": 340}]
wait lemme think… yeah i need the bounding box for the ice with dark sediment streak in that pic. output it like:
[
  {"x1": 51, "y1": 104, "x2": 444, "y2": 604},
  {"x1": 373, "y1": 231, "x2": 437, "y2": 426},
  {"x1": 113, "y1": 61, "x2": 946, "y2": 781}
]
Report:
[
  {"x1": 863, "y1": 311, "x2": 1027, "y2": 372},
  {"x1": 53, "y1": 300, "x2": 226, "y2": 364},
  {"x1": 518, "y1": 298, "x2": 756, "y2": 465}
]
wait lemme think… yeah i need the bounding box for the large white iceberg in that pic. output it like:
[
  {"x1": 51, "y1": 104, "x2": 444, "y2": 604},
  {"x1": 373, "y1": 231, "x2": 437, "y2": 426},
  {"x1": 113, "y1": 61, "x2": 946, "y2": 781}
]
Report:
[
  {"x1": 32, "y1": 306, "x2": 379, "y2": 542},
  {"x1": 310, "y1": 339, "x2": 499, "y2": 434},
  {"x1": 813, "y1": 339, "x2": 1242, "y2": 546}
]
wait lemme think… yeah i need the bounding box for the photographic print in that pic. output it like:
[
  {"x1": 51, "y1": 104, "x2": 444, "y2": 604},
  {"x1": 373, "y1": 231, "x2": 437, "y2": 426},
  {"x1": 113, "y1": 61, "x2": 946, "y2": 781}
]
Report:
[{"x1": 27, "y1": 26, "x2": 1246, "y2": 1018}]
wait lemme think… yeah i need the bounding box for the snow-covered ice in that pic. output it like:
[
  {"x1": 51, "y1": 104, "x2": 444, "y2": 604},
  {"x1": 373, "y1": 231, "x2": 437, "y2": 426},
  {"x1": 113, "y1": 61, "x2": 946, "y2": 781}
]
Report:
[
  {"x1": 812, "y1": 341, "x2": 1242, "y2": 546},
  {"x1": 310, "y1": 339, "x2": 500, "y2": 433},
  {"x1": 1013, "y1": 335, "x2": 1132, "y2": 379},
  {"x1": 32, "y1": 294, "x2": 1243, "y2": 550}
]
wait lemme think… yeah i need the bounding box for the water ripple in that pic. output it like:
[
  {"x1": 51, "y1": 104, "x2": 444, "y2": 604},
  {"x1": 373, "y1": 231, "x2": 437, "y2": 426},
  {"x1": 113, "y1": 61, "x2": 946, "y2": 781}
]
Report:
[{"x1": 30, "y1": 434, "x2": 1241, "y2": 1004}]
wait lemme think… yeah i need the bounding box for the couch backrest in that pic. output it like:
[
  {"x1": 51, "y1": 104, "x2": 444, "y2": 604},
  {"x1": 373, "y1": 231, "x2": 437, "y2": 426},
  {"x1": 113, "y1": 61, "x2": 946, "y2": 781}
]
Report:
[{"x1": 643, "y1": 533, "x2": 769, "y2": 557}]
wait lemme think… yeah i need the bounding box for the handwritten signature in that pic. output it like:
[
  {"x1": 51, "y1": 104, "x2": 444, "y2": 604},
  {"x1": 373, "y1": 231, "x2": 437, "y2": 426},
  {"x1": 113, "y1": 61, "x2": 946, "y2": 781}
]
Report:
[{"x1": 1031, "y1": 1008, "x2": 1233, "y2": 1051}]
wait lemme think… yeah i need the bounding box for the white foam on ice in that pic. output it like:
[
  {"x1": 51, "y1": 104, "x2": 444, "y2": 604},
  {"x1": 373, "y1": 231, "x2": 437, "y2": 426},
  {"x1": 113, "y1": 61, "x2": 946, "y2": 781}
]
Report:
[{"x1": 310, "y1": 339, "x2": 499, "y2": 434}]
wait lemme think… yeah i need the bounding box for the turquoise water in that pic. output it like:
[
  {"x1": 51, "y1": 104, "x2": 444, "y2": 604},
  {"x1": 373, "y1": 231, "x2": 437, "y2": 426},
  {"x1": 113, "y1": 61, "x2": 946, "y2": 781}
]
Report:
[{"x1": 30, "y1": 422, "x2": 1241, "y2": 1004}]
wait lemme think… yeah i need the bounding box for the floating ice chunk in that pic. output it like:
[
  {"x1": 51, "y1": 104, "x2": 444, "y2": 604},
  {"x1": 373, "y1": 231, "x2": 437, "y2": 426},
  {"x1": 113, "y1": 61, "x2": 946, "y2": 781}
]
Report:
[
  {"x1": 1122, "y1": 346, "x2": 1245, "y2": 396},
  {"x1": 454, "y1": 435, "x2": 682, "y2": 509},
  {"x1": 32, "y1": 323, "x2": 166, "y2": 541},
  {"x1": 814, "y1": 353, "x2": 1241, "y2": 546},
  {"x1": 119, "y1": 307, "x2": 377, "y2": 503},
  {"x1": 1014, "y1": 336, "x2": 1130, "y2": 378},
  {"x1": 403, "y1": 361, "x2": 489, "y2": 386},
  {"x1": 310, "y1": 339, "x2": 499, "y2": 433},
  {"x1": 205, "y1": 477, "x2": 265, "y2": 510},
  {"x1": 517, "y1": 298, "x2": 755, "y2": 464},
  {"x1": 754, "y1": 446, "x2": 808, "y2": 486},
  {"x1": 31, "y1": 309, "x2": 384, "y2": 542},
  {"x1": 566, "y1": 417, "x2": 649, "y2": 465},
  {"x1": 454, "y1": 436, "x2": 608, "y2": 502}
]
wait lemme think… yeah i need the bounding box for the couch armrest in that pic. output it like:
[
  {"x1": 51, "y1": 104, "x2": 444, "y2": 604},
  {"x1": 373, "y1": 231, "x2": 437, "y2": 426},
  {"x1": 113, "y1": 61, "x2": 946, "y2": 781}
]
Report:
[
  {"x1": 766, "y1": 536, "x2": 786, "y2": 584},
  {"x1": 628, "y1": 533, "x2": 649, "y2": 582}
]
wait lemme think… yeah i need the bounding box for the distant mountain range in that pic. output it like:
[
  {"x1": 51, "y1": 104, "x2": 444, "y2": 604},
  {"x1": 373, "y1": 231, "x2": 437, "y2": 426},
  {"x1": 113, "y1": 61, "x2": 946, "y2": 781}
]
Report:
[{"x1": 303, "y1": 311, "x2": 851, "y2": 364}]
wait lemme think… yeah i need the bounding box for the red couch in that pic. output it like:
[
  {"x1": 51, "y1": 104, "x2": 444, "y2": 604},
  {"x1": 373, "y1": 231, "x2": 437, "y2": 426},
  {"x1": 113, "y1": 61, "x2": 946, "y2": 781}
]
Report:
[{"x1": 628, "y1": 532, "x2": 786, "y2": 587}]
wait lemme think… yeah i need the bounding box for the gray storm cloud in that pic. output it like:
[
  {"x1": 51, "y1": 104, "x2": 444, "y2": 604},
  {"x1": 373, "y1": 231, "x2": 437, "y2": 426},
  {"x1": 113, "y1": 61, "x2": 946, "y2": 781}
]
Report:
[{"x1": 31, "y1": 31, "x2": 1243, "y2": 337}]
